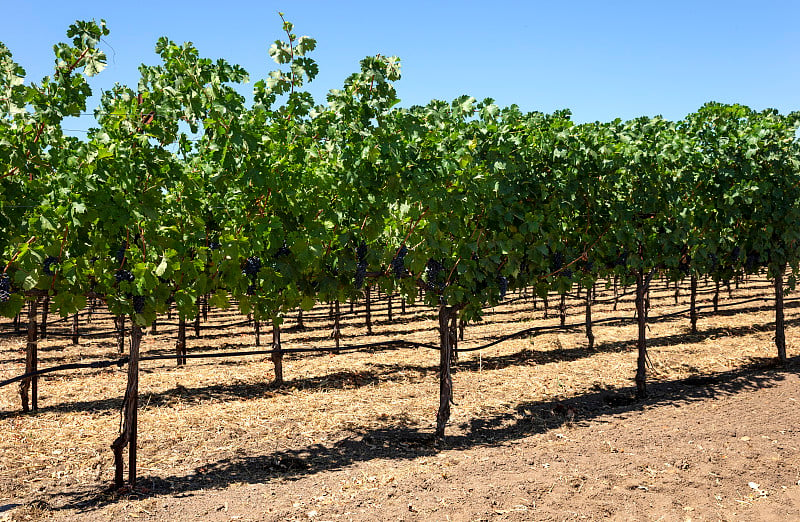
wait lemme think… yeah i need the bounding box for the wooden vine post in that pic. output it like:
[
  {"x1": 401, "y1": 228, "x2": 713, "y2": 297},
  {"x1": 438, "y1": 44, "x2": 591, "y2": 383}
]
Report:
[
  {"x1": 365, "y1": 286, "x2": 373, "y2": 335},
  {"x1": 193, "y1": 307, "x2": 201, "y2": 337},
  {"x1": 585, "y1": 284, "x2": 594, "y2": 350},
  {"x1": 634, "y1": 269, "x2": 654, "y2": 399},
  {"x1": 435, "y1": 304, "x2": 458, "y2": 439},
  {"x1": 176, "y1": 317, "x2": 187, "y2": 365},
  {"x1": 20, "y1": 298, "x2": 39, "y2": 412},
  {"x1": 774, "y1": 263, "x2": 787, "y2": 364},
  {"x1": 332, "y1": 300, "x2": 341, "y2": 353},
  {"x1": 689, "y1": 275, "x2": 698, "y2": 334},
  {"x1": 271, "y1": 322, "x2": 283, "y2": 384},
  {"x1": 112, "y1": 320, "x2": 143, "y2": 488},
  {"x1": 71, "y1": 313, "x2": 79, "y2": 345}
]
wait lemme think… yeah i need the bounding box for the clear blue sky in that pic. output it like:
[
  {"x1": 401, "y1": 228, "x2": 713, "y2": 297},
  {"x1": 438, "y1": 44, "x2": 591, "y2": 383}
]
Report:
[{"x1": 3, "y1": 0, "x2": 799, "y2": 128}]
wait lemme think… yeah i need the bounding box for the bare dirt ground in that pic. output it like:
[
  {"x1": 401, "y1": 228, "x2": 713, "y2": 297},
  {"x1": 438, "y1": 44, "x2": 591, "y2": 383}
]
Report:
[{"x1": 1, "y1": 276, "x2": 800, "y2": 521}]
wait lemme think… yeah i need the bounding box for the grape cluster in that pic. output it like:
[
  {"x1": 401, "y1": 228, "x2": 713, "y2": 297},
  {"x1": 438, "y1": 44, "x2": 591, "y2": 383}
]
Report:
[
  {"x1": 354, "y1": 263, "x2": 367, "y2": 289},
  {"x1": 550, "y1": 251, "x2": 564, "y2": 271},
  {"x1": 274, "y1": 242, "x2": 291, "y2": 259},
  {"x1": 243, "y1": 256, "x2": 261, "y2": 277},
  {"x1": 132, "y1": 295, "x2": 145, "y2": 314},
  {"x1": 43, "y1": 256, "x2": 58, "y2": 275},
  {"x1": 115, "y1": 270, "x2": 135, "y2": 283},
  {"x1": 0, "y1": 273, "x2": 11, "y2": 302},
  {"x1": 497, "y1": 276, "x2": 508, "y2": 299},
  {"x1": 707, "y1": 253, "x2": 719, "y2": 270},
  {"x1": 356, "y1": 240, "x2": 368, "y2": 263},
  {"x1": 392, "y1": 245, "x2": 408, "y2": 278},
  {"x1": 246, "y1": 284, "x2": 257, "y2": 296},
  {"x1": 115, "y1": 241, "x2": 127, "y2": 264},
  {"x1": 730, "y1": 246, "x2": 741, "y2": 262},
  {"x1": 425, "y1": 259, "x2": 445, "y2": 291},
  {"x1": 745, "y1": 251, "x2": 759, "y2": 272},
  {"x1": 209, "y1": 241, "x2": 221, "y2": 251}
]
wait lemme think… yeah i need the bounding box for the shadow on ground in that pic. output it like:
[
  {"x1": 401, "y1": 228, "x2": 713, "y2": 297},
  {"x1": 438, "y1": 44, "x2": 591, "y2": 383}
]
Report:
[{"x1": 38, "y1": 355, "x2": 796, "y2": 514}]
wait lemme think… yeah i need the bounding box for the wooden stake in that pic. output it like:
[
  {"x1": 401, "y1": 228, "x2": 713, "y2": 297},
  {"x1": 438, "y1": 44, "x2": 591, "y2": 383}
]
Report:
[
  {"x1": 775, "y1": 263, "x2": 787, "y2": 364},
  {"x1": 271, "y1": 322, "x2": 283, "y2": 384},
  {"x1": 71, "y1": 313, "x2": 79, "y2": 345},
  {"x1": 176, "y1": 318, "x2": 186, "y2": 366},
  {"x1": 585, "y1": 284, "x2": 594, "y2": 350},
  {"x1": 365, "y1": 286, "x2": 373, "y2": 335}
]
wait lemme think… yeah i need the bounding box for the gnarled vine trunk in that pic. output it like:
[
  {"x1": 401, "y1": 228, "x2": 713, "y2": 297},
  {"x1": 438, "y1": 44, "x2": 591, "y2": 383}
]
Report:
[
  {"x1": 20, "y1": 299, "x2": 39, "y2": 412},
  {"x1": 112, "y1": 320, "x2": 142, "y2": 488},
  {"x1": 435, "y1": 304, "x2": 457, "y2": 439},
  {"x1": 271, "y1": 322, "x2": 283, "y2": 384}
]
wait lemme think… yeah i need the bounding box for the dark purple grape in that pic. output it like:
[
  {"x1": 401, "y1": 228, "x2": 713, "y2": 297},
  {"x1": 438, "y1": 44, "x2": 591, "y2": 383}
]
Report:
[
  {"x1": 745, "y1": 251, "x2": 759, "y2": 272},
  {"x1": 243, "y1": 256, "x2": 261, "y2": 277},
  {"x1": 392, "y1": 245, "x2": 408, "y2": 278},
  {"x1": 274, "y1": 241, "x2": 291, "y2": 259},
  {"x1": 115, "y1": 270, "x2": 135, "y2": 283},
  {"x1": 497, "y1": 276, "x2": 508, "y2": 299},
  {"x1": 356, "y1": 240, "x2": 368, "y2": 263},
  {"x1": 425, "y1": 259, "x2": 445, "y2": 291},
  {"x1": 0, "y1": 274, "x2": 10, "y2": 303},
  {"x1": 132, "y1": 295, "x2": 145, "y2": 314},
  {"x1": 115, "y1": 241, "x2": 127, "y2": 264},
  {"x1": 43, "y1": 256, "x2": 58, "y2": 275},
  {"x1": 354, "y1": 261, "x2": 367, "y2": 289},
  {"x1": 0, "y1": 273, "x2": 11, "y2": 292},
  {"x1": 550, "y1": 251, "x2": 564, "y2": 271}
]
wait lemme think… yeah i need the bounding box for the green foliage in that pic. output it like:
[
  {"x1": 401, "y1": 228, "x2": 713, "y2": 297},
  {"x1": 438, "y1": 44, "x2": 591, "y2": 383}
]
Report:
[{"x1": 1, "y1": 17, "x2": 799, "y2": 328}]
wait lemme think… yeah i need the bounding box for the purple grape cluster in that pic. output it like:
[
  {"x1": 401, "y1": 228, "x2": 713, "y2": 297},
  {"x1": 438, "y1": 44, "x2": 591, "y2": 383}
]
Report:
[
  {"x1": 243, "y1": 256, "x2": 261, "y2": 277},
  {"x1": 274, "y1": 242, "x2": 291, "y2": 259},
  {"x1": 0, "y1": 273, "x2": 11, "y2": 302},
  {"x1": 354, "y1": 240, "x2": 368, "y2": 289},
  {"x1": 115, "y1": 269, "x2": 135, "y2": 283},
  {"x1": 115, "y1": 241, "x2": 127, "y2": 264},
  {"x1": 497, "y1": 276, "x2": 508, "y2": 299},
  {"x1": 425, "y1": 259, "x2": 445, "y2": 291},
  {"x1": 43, "y1": 256, "x2": 58, "y2": 275},
  {"x1": 392, "y1": 245, "x2": 408, "y2": 278}
]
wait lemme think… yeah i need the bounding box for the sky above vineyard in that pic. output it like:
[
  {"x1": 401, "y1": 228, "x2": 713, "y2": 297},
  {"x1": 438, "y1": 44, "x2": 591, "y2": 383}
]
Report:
[{"x1": 4, "y1": 0, "x2": 799, "y2": 130}]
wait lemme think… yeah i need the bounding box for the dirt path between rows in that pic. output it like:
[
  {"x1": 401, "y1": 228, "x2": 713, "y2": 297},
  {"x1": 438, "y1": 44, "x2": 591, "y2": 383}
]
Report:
[{"x1": 12, "y1": 364, "x2": 800, "y2": 522}]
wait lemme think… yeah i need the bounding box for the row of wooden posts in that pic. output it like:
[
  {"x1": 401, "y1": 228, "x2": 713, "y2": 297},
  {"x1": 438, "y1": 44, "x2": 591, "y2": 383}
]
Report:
[{"x1": 8, "y1": 271, "x2": 789, "y2": 489}]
